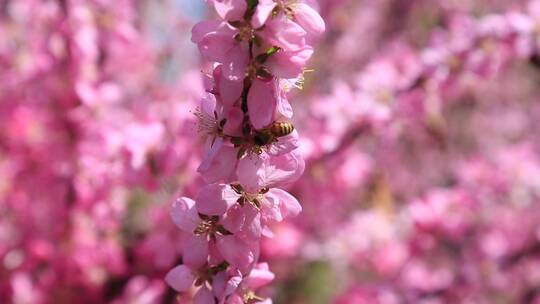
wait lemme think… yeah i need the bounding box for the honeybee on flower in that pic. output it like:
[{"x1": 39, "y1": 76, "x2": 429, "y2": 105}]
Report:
[{"x1": 233, "y1": 121, "x2": 297, "y2": 158}]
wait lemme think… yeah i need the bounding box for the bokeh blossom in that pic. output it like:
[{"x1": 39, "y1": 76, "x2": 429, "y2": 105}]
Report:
[{"x1": 3, "y1": 0, "x2": 540, "y2": 303}]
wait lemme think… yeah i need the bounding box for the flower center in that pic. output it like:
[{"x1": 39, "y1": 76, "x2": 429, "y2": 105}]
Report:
[
  {"x1": 243, "y1": 290, "x2": 265, "y2": 303},
  {"x1": 194, "y1": 108, "x2": 219, "y2": 137},
  {"x1": 231, "y1": 184, "x2": 269, "y2": 209},
  {"x1": 194, "y1": 215, "x2": 232, "y2": 237}
]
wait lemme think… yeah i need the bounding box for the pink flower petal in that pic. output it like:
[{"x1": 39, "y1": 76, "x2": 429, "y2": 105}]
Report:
[
  {"x1": 293, "y1": 3, "x2": 326, "y2": 36},
  {"x1": 223, "y1": 107, "x2": 244, "y2": 136},
  {"x1": 236, "y1": 150, "x2": 305, "y2": 191},
  {"x1": 213, "y1": 0, "x2": 247, "y2": 21},
  {"x1": 196, "y1": 184, "x2": 240, "y2": 216},
  {"x1": 218, "y1": 69, "x2": 243, "y2": 108},
  {"x1": 198, "y1": 140, "x2": 237, "y2": 184},
  {"x1": 222, "y1": 45, "x2": 250, "y2": 81},
  {"x1": 191, "y1": 20, "x2": 220, "y2": 43},
  {"x1": 268, "y1": 188, "x2": 302, "y2": 219},
  {"x1": 216, "y1": 235, "x2": 256, "y2": 272},
  {"x1": 211, "y1": 271, "x2": 228, "y2": 300},
  {"x1": 251, "y1": 0, "x2": 277, "y2": 28},
  {"x1": 198, "y1": 24, "x2": 237, "y2": 62},
  {"x1": 208, "y1": 241, "x2": 225, "y2": 265},
  {"x1": 237, "y1": 204, "x2": 262, "y2": 241},
  {"x1": 170, "y1": 197, "x2": 199, "y2": 233},
  {"x1": 260, "y1": 194, "x2": 283, "y2": 223},
  {"x1": 236, "y1": 154, "x2": 266, "y2": 192},
  {"x1": 225, "y1": 294, "x2": 244, "y2": 304},
  {"x1": 193, "y1": 285, "x2": 215, "y2": 304},
  {"x1": 245, "y1": 263, "x2": 275, "y2": 290},
  {"x1": 264, "y1": 150, "x2": 305, "y2": 187},
  {"x1": 224, "y1": 273, "x2": 243, "y2": 298},
  {"x1": 212, "y1": 270, "x2": 242, "y2": 300},
  {"x1": 276, "y1": 90, "x2": 293, "y2": 119},
  {"x1": 268, "y1": 47, "x2": 313, "y2": 79},
  {"x1": 221, "y1": 204, "x2": 246, "y2": 234},
  {"x1": 263, "y1": 16, "x2": 307, "y2": 51},
  {"x1": 267, "y1": 129, "x2": 300, "y2": 156},
  {"x1": 247, "y1": 79, "x2": 278, "y2": 129},
  {"x1": 183, "y1": 235, "x2": 209, "y2": 269},
  {"x1": 200, "y1": 93, "x2": 217, "y2": 117},
  {"x1": 165, "y1": 265, "x2": 195, "y2": 292}
]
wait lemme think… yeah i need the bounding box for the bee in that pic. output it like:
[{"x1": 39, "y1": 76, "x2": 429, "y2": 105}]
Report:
[
  {"x1": 270, "y1": 121, "x2": 295, "y2": 137},
  {"x1": 233, "y1": 121, "x2": 295, "y2": 159},
  {"x1": 253, "y1": 122, "x2": 295, "y2": 146}
]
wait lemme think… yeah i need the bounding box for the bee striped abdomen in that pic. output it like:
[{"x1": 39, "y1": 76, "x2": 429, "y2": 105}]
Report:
[{"x1": 270, "y1": 122, "x2": 294, "y2": 137}]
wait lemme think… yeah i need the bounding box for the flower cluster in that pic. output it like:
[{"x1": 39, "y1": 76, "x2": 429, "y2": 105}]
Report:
[
  {"x1": 263, "y1": 1, "x2": 540, "y2": 302},
  {"x1": 5, "y1": 0, "x2": 540, "y2": 303},
  {"x1": 0, "y1": 1, "x2": 204, "y2": 302},
  {"x1": 165, "y1": 0, "x2": 325, "y2": 302}
]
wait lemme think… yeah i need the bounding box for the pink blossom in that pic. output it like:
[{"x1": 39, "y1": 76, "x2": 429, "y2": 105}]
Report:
[{"x1": 167, "y1": 0, "x2": 323, "y2": 300}]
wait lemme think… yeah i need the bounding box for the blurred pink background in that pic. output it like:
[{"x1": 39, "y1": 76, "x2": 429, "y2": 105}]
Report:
[{"x1": 2, "y1": 0, "x2": 540, "y2": 303}]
